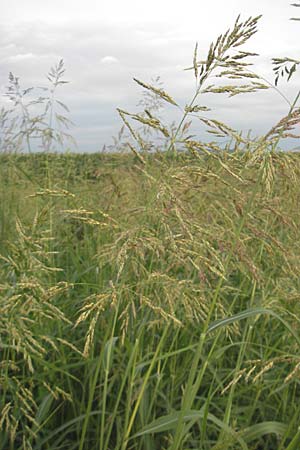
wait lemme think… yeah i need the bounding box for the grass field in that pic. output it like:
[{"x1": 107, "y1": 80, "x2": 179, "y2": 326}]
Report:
[
  {"x1": 1, "y1": 149, "x2": 300, "y2": 450},
  {"x1": 2, "y1": 6, "x2": 300, "y2": 449}
]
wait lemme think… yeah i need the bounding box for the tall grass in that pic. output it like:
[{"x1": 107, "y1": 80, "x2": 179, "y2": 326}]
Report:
[{"x1": 1, "y1": 4, "x2": 300, "y2": 450}]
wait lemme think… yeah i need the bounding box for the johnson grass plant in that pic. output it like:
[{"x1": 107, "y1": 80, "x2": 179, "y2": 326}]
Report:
[{"x1": 1, "y1": 5, "x2": 300, "y2": 450}]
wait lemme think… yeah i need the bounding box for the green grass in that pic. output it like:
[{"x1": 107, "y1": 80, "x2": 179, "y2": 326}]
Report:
[
  {"x1": 2, "y1": 7, "x2": 300, "y2": 449},
  {"x1": 1, "y1": 150, "x2": 300, "y2": 450}
]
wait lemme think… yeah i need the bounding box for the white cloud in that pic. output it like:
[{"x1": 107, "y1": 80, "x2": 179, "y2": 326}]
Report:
[
  {"x1": 101, "y1": 56, "x2": 119, "y2": 64},
  {"x1": 8, "y1": 52, "x2": 35, "y2": 62}
]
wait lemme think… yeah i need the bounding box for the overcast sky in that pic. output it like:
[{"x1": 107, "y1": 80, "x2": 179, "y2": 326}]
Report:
[{"x1": 1, "y1": 0, "x2": 300, "y2": 152}]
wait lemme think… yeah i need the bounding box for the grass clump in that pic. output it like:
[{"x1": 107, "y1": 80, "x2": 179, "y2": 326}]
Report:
[
  {"x1": 1, "y1": 148, "x2": 300, "y2": 450},
  {"x1": 1, "y1": 5, "x2": 300, "y2": 450}
]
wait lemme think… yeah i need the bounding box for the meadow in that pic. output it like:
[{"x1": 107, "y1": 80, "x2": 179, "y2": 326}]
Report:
[{"x1": 1, "y1": 8, "x2": 300, "y2": 450}]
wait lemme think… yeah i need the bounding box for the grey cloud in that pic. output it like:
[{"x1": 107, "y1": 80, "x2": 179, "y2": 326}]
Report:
[{"x1": 1, "y1": 13, "x2": 300, "y2": 152}]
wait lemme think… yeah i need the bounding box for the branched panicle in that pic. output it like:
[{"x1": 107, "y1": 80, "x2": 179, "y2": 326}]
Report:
[
  {"x1": 117, "y1": 108, "x2": 146, "y2": 149},
  {"x1": 265, "y1": 108, "x2": 300, "y2": 140},
  {"x1": 40, "y1": 59, "x2": 74, "y2": 152},
  {"x1": 6, "y1": 73, "x2": 33, "y2": 107},
  {"x1": 104, "y1": 76, "x2": 166, "y2": 152},
  {"x1": 46, "y1": 59, "x2": 68, "y2": 88},
  {"x1": 272, "y1": 57, "x2": 300, "y2": 86},
  {"x1": 118, "y1": 109, "x2": 170, "y2": 138},
  {"x1": 272, "y1": 2, "x2": 300, "y2": 84},
  {"x1": 4, "y1": 73, "x2": 36, "y2": 152},
  {"x1": 1, "y1": 60, "x2": 74, "y2": 153},
  {"x1": 189, "y1": 15, "x2": 267, "y2": 98},
  {"x1": 136, "y1": 76, "x2": 166, "y2": 113},
  {"x1": 0, "y1": 216, "x2": 73, "y2": 446},
  {"x1": 133, "y1": 78, "x2": 177, "y2": 106},
  {"x1": 189, "y1": 15, "x2": 262, "y2": 86},
  {"x1": 0, "y1": 107, "x2": 21, "y2": 153},
  {"x1": 190, "y1": 16, "x2": 266, "y2": 144},
  {"x1": 118, "y1": 15, "x2": 266, "y2": 156}
]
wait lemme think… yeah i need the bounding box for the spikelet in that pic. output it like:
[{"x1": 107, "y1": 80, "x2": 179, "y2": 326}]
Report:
[
  {"x1": 133, "y1": 78, "x2": 178, "y2": 106},
  {"x1": 28, "y1": 188, "x2": 75, "y2": 198}
]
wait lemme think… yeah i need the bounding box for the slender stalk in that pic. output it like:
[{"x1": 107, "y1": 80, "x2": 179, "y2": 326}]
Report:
[
  {"x1": 99, "y1": 300, "x2": 119, "y2": 450},
  {"x1": 121, "y1": 324, "x2": 170, "y2": 450},
  {"x1": 79, "y1": 305, "x2": 119, "y2": 450}
]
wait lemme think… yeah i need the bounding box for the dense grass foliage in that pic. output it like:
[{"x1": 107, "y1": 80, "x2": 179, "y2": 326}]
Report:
[
  {"x1": 2, "y1": 6, "x2": 300, "y2": 449},
  {"x1": 1, "y1": 150, "x2": 300, "y2": 450}
]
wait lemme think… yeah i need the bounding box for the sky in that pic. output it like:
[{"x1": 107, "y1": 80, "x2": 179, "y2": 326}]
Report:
[{"x1": 1, "y1": 0, "x2": 300, "y2": 152}]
